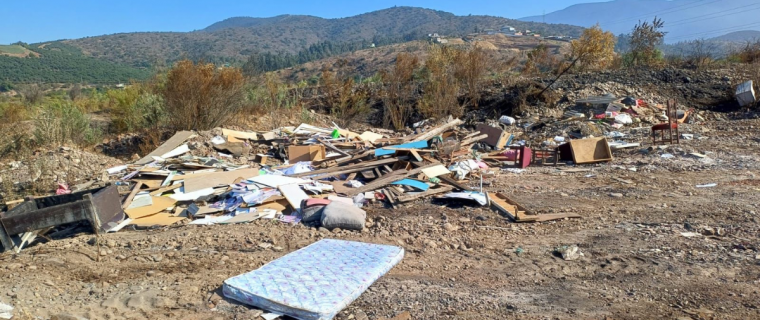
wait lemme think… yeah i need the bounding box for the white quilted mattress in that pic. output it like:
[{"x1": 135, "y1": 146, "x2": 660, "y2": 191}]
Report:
[{"x1": 223, "y1": 239, "x2": 404, "y2": 320}]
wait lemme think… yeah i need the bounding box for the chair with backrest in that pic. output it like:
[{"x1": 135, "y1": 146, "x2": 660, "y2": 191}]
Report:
[{"x1": 651, "y1": 99, "x2": 679, "y2": 145}]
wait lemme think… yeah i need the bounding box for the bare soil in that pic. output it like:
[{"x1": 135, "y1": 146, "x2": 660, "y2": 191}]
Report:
[{"x1": 1, "y1": 119, "x2": 760, "y2": 320}]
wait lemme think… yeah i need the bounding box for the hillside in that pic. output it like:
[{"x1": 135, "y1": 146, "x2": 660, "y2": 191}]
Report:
[
  {"x1": 60, "y1": 7, "x2": 585, "y2": 67},
  {"x1": 710, "y1": 30, "x2": 760, "y2": 43},
  {"x1": 0, "y1": 42, "x2": 152, "y2": 84},
  {"x1": 521, "y1": 0, "x2": 760, "y2": 43}
]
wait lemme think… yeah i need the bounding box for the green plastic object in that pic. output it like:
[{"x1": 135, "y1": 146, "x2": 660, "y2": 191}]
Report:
[{"x1": 331, "y1": 129, "x2": 341, "y2": 139}]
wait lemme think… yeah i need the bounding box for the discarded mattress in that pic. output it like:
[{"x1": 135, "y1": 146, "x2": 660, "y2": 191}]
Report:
[{"x1": 223, "y1": 239, "x2": 404, "y2": 320}]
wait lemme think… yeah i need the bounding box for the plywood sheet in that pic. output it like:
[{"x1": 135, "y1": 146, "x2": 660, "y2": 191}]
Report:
[
  {"x1": 569, "y1": 138, "x2": 612, "y2": 164},
  {"x1": 278, "y1": 184, "x2": 309, "y2": 210},
  {"x1": 183, "y1": 169, "x2": 260, "y2": 193},
  {"x1": 129, "y1": 213, "x2": 186, "y2": 227},
  {"x1": 125, "y1": 196, "x2": 177, "y2": 219},
  {"x1": 223, "y1": 129, "x2": 258, "y2": 141},
  {"x1": 135, "y1": 131, "x2": 194, "y2": 165},
  {"x1": 288, "y1": 145, "x2": 326, "y2": 162}
]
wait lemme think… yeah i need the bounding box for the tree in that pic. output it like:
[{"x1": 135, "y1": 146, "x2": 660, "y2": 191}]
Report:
[
  {"x1": 685, "y1": 39, "x2": 718, "y2": 69},
  {"x1": 630, "y1": 17, "x2": 667, "y2": 66},
  {"x1": 570, "y1": 24, "x2": 616, "y2": 71},
  {"x1": 453, "y1": 46, "x2": 488, "y2": 108},
  {"x1": 162, "y1": 59, "x2": 246, "y2": 130}
]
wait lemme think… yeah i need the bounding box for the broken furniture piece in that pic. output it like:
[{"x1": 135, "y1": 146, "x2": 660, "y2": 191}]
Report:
[
  {"x1": 489, "y1": 193, "x2": 581, "y2": 222},
  {"x1": 568, "y1": 137, "x2": 613, "y2": 164},
  {"x1": 0, "y1": 185, "x2": 124, "y2": 252},
  {"x1": 651, "y1": 99, "x2": 680, "y2": 145},
  {"x1": 736, "y1": 80, "x2": 756, "y2": 107}
]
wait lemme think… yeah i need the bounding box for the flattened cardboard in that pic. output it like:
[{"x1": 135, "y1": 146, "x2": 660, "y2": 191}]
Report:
[
  {"x1": 288, "y1": 145, "x2": 326, "y2": 162},
  {"x1": 129, "y1": 213, "x2": 186, "y2": 227},
  {"x1": 125, "y1": 196, "x2": 178, "y2": 219},
  {"x1": 183, "y1": 168, "x2": 260, "y2": 193},
  {"x1": 223, "y1": 129, "x2": 258, "y2": 141},
  {"x1": 255, "y1": 199, "x2": 290, "y2": 213},
  {"x1": 421, "y1": 165, "x2": 451, "y2": 178}
]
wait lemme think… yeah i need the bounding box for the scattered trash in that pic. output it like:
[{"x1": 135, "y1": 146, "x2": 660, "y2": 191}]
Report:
[
  {"x1": 499, "y1": 115, "x2": 515, "y2": 125},
  {"x1": 555, "y1": 245, "x2": 582, "y2": 261},
  {"x1": 680, "y1": 232, "x2": 702, "y2": 238},
  {"x1": 661, "y1": 154, "x2": 675, "y2": 159},
  {"x1": 696, "y1": 183, "x2": 717, "y2": 188},
  {"x1": 0, "y1": 301, "x2": 12, "y2": 320}
]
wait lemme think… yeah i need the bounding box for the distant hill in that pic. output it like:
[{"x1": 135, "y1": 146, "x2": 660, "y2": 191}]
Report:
[
  {"x1": 520, "y1": 0, "x2": 760, "y2": 43},
  {"x1": 58, "y1": 7, "x2": 584, "y2": 68},
  {"x1": 0, "y1": 42, "x2": 151, "y2": 84},
  {"x1": 710, "y1": 31, "x2": 760, "y2": 43}
]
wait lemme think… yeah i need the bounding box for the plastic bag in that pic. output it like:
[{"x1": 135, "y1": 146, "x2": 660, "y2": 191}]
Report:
[
  {"x1": 614, "y1": 113, "x2": 633, "y2": 125},
  {"x1": 499, "y1": 115, "x2": 516, "y2": 125}
]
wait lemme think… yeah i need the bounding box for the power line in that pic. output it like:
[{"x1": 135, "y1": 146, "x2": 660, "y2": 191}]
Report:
[
  {"x1": 600, "y1": 0, "x2": 722, "y2": 26},
  {"x1": 666, "y1": 3, "x2": 760, "y2": 27},
  {"x1": 667, "y1": 21, "x2": 760, "y2": 41}
]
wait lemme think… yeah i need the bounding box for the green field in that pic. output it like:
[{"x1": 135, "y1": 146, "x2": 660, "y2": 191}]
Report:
[{"x1": 0, "y1": 44, "x2": 30, "y2": 55}]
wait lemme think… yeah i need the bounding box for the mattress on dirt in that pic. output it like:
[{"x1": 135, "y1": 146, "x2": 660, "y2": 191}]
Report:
[{"x1": 222, "y1": 239, "x2": 404, "y2": 320}]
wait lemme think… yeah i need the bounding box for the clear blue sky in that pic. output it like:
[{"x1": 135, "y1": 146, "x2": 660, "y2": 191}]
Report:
[{"x1": 1, "y1": 0, "x2": 607, "y2": 44}]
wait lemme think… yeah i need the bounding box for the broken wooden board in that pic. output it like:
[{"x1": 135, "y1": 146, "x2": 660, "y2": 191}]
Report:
[
  {"x1": 569, "y1": 138, "x2": 613, "y2": 164},
  {"x1": 376, "y1": 141, "x2": 428, "y2": 157},
  {"x1": 346, "y1": 164, "x2": 437, "y2": 196},
  {"x1": 129, "y1": 213, "x2": 186, "y2": 227},
  {"x1": 412, "y1": 118, "x2": 463, "y2": 142},
  {"x1": 121, "y1": 182, "x2": 145, "y2": 210},
  {"x1": 396, "y1": 185, "x2": 453, "y2": 203},
  {"x1": 135, "y1": 131, "x2": 194, "y2": 165},
  {"x1": 421, "y1": 165, "x2": 451, "y2": 178},
  {"x1": 532, "y1": 212, "x2": 582, "y2": 222},
  {"x1": 488, "y1": 193, "x2": 538, "y2": 222},
  {"x1": 124, "y1": 196, "x2": 178, "y2": 219},
  {"x1": 278, "y1": 184, "x2": 309, "y2": 211},
  {"x1": 183, "y1": 169, "x2": 260, "y2": 193}
]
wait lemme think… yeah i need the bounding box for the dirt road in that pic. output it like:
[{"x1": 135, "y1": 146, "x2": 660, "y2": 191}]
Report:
[{"x1": 1, "y1": 120, "x2": 759, "y2": 320}]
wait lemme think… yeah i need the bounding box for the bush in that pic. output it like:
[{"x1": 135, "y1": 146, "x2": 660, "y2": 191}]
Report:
[
  {"x1": 0, "y1": 102, "x2": 29, "y2": 155},
  {"x1": 34, "y1": 102, "x2": 102, "y2": 147},
  {"x1": 570, "y1": 24, "x2": 616, "y2": 71},
  {"x1": 162, "y1": 60, "x2": 246, "y2": 130},
  {"x1": 321, "y1": 67, "x2": 371, "y2": 128},
  {"x1": 419, "y1": 45, "x2": 462, "y2": 119},
  {"x1": 380, "y1": 53, "x2": 419, "y2": 130}
]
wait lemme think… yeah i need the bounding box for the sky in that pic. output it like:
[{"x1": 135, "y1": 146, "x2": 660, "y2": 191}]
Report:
[{"x1": 0, "y1": 0, "x2": 609, "y2": 44}]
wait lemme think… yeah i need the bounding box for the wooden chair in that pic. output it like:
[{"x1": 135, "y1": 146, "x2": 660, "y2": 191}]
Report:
[{"x1": 652, "y1": 99, "x2": 680, "y2": 145}]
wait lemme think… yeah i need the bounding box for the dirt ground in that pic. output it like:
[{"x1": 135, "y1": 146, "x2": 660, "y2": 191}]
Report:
[{"x1": 1, "y1": 119, "x2": 760, "y2": 320}]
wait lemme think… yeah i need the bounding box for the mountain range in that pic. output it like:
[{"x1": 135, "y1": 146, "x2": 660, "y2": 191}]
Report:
[
  {"x1": 56, "y1": 7, "x2": 584, "y2": 68},
  {"x1": 521, "y1": 0, "x2": 760, "y2": 43}
]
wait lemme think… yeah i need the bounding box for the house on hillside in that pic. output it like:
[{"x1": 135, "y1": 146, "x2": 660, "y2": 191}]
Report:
[{"x1": 501, "y1": 26, "x2": 516, "y2": 33}]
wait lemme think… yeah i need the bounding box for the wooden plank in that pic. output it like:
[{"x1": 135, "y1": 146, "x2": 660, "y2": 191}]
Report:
[
  {"x1": 290, "y1": 158, "x2": 398, "y2": 178},
  {"x1": 149, "y1": 184, "x2": 182, "y2": 196},
  {"x1": 408, "y1": 149, "x2": 423, "y2": 162},
  {"x1": 121, "y1": 182, "x2": 144, "y2": 210},
  {"x1": 460, "y1": 134, "x2": 489, "y2": 146},
  {"x1": 412, "y1": 118, "x2": 463, "y2": 142},
  {"x1": 346, "y1": 164, "x2": 437, "y2": 196},
  {"x1": 135, "y1": 131, "x2": 194, "y2": 165},
  {"x1": 438, "y1": 175, "x2": 471, "y2": 191},
  {"x1": 396, "y1": 185, "x2": 453, "y2": 203},
  {"x1": 533, "y1": 212, "x2": 582, "y2": 222},
  {"x1": 488, "y1": 193, "x2": 538, "y2": 222}
]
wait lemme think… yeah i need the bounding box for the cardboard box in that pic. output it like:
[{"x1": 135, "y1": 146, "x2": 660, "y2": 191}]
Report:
[{"x1": 288, "y1": 145, "x2": 326, "y2": 162}]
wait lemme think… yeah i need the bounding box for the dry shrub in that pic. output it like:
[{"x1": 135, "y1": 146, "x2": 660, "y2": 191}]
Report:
[
  {"x1": 321, "y1": 67, "x2": 371, "y2": 128},
  {"x1": 380, "y1": 53, "x2": 420, "y2": 130},
  {"x1": 453, "y1": 46, "x2": 488, "y2": 108},
  {"x1": 110, "y1": 84, "x2": 165, "y2": 134},
  {"x1": 419, "y1": 45, "x2": 463, "y2": 119},
  {"x1": 248, "y1": 74, "x2": 305, "y2": 130},
  {"x1": 34, "y1": 101, "x2": 102, "y2": 147},
  {"x1": 570, "y1": 24, "x2": 616, "y2": 71},
  {"x1": 0, "y1": 102, "x2": 29, "y2": 156},
  {"x1": 523, "y1": 45, "x2": 560, "y2": 76},
  {"x1": 18, "y1": 84, "x2": 44, "y2": 105},
  {"x1": 162, "y1": 59, "x2": 246, "y2": 130},
  {"x1": 733, "y1": 40, "x2": 760, "y2": 64}
]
